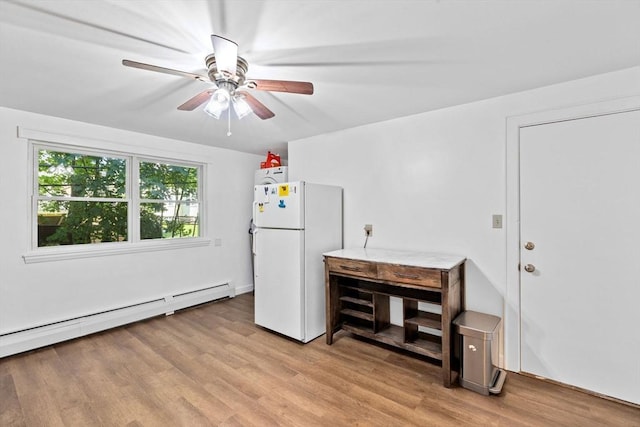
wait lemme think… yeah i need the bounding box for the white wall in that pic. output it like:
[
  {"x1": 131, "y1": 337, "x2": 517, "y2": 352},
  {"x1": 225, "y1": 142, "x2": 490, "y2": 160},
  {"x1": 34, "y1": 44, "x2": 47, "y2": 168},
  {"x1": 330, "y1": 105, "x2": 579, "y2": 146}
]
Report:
[
  {"x1": 0, "y1": 107, "x2": 261, "y2": 336},
  {"x1": 289, "y1": 66, "x2": 640, "y2": 348}
]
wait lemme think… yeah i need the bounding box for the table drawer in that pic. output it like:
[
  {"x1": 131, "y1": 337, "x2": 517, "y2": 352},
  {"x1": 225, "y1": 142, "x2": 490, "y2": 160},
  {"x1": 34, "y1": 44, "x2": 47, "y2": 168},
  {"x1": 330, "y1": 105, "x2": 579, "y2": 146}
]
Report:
[
  {"x1": 378, "y1": 264, "x2": 442, "y2": 288},
  {"x1": 326, "y1": 257, "x2": 377, "y2": 279}
]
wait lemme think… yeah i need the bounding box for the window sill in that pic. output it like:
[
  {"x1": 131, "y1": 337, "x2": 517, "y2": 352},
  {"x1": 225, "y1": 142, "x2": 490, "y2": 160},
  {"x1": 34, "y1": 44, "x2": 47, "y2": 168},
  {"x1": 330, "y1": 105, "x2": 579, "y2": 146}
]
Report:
[{"x1": 22, "y1": 238, "x2": 211, "y2": 264}]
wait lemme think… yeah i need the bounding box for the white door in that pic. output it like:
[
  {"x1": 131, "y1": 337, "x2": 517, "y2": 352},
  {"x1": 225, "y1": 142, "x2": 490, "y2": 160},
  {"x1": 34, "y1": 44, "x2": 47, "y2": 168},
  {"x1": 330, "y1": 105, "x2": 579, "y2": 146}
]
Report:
[
  {"x1": 520, "y1": 109, "x2": 640, "y2": 404},
  {"x1": 253, "y1": 228, "x2": 304, "y2": 340}
]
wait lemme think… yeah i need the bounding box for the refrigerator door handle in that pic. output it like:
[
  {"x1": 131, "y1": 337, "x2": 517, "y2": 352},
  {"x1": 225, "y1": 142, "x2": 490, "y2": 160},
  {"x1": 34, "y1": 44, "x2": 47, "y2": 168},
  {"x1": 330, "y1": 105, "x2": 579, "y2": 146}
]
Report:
[
  {"x1": 252, "y1": 228, "x2": 258, "y2": 256},
  {"x1": 252, "y1": 200, "x2": 259, "y2": 219}
]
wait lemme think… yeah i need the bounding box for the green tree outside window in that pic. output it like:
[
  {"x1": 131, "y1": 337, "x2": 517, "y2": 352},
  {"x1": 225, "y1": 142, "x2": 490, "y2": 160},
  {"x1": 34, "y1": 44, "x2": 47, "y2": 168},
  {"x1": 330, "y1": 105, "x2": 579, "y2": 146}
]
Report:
[{"x1": 36, "y1": 149, "x2": 200, "y2": 247}]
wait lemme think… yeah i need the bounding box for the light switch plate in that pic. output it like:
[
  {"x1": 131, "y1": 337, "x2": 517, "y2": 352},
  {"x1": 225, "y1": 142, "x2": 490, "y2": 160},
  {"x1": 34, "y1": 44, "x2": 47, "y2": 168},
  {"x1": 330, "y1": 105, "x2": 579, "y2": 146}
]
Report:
[{"x1": 492, "y1": 215, "x2": 503, "y2": 229}]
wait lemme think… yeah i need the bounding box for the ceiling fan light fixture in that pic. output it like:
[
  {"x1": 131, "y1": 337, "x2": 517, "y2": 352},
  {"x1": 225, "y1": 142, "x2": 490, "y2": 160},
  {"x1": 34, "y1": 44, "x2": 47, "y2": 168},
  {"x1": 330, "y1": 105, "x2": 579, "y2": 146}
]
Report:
[
  {"x1": 204, "y1": 88, "x2": 230, "y2": 119},
  {"x1": 232, "y1": 96, "x2": 253, "y2": 119},
  {"x1": 212, "y1": 87, "x2": 231, "y2": 107}
]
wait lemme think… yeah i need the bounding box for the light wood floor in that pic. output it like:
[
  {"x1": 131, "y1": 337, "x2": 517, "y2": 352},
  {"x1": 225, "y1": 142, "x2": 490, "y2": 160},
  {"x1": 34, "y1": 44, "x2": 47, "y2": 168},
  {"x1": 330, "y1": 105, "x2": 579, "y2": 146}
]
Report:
[{"x1": 1, "y1": 293, "x2": 639, "y2": 426}]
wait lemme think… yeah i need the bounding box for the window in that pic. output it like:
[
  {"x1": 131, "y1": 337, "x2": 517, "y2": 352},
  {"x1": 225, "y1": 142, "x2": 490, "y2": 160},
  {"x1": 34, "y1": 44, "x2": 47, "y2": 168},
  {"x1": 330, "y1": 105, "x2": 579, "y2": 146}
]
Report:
[
  {"x1": 139, "y1": 161, "x2": 200, "y2": 240},
  {"x1": 34, "y1": 145, "x2": 203, "y2": 251},
  {"x1": 37, "y1": 149, "x2": 128, "y2": 246}
]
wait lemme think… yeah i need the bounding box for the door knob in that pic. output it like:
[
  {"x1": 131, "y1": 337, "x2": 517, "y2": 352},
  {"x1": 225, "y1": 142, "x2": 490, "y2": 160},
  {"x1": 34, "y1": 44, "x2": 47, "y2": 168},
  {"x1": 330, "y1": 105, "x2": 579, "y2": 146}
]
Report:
[
  {"x1": 524, "y1": 241, "x2": 535, "y2": 250},
  {"x1": 524, "y1": 264, "x2": 536, "y2": 273}
]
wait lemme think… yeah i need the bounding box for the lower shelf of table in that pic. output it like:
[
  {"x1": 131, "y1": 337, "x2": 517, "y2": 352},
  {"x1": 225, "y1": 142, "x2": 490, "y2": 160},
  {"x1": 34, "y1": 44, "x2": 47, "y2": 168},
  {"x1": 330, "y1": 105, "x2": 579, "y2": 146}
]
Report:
[{"x1": 341, "y1": 322, "x2": 443, "y2": 361}]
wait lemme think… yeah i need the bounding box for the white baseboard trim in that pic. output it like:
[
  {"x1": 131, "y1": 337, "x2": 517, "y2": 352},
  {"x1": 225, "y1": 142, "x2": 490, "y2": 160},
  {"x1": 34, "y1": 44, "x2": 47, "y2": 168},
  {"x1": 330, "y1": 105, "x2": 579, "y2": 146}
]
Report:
[
  {"x1": 0, "y1": 282, "x2": 234, "y2": 358},
  {"x1": 235, "y1": 283, "x2": 254, "y2": 295}
]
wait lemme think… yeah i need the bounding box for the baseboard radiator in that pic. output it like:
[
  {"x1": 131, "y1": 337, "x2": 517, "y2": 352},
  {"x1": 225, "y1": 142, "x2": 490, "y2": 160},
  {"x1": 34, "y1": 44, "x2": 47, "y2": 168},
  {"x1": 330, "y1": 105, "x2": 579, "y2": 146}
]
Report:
[{"x1": 0, "y1": 282, "x2": 234, "y2": 358}]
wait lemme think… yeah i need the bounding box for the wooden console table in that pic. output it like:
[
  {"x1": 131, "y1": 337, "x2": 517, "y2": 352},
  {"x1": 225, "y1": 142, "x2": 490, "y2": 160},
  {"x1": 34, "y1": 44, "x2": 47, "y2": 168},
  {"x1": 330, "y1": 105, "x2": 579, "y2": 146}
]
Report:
[{"x1": 324, "y1": 248, "x2": 466, "y2": 387}]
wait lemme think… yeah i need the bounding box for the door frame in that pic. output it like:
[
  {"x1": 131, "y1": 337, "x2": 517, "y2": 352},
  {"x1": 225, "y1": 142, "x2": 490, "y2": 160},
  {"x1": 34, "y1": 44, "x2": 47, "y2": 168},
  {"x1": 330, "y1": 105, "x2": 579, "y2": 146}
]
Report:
[{"x1": 504, "y1": 95, "x2": 640, "y2": 372}]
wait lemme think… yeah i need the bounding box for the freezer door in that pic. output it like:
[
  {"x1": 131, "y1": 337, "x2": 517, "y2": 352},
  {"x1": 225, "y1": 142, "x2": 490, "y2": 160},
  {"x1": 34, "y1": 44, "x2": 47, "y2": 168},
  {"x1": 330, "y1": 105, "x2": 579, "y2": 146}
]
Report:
[
  {"x1": 253, "y1": 182, "x2": 304, "y2": 229},
  {"x1": 253, "y1": 228, "x2": 304, "y2": 341}
]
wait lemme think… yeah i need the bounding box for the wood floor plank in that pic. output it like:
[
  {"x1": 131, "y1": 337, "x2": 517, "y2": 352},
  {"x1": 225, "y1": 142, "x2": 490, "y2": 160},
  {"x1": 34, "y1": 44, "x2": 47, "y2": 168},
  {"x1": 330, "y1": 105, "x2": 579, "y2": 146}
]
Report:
[
  {"x1": 223, "y1": 339, "x2": 300, "y2": 379},
  {"x1": 202, "y1": 376, "x2": 282, "y2": 427},
  {"x1": 290, "y1": 371, "x2": 403, "y2": 426},
  {"x1": 256, "y1": 393, "x2": 327, "y2": 427},
  {"x1": 1, "y1": 293, "x2": 638, "y2": 426},
  {"x1": 0, "y1": 373, "x2": 25, "y2": 426},
  {"x1": 195, "y1": 352, "x2": 264, "y2": 401},
  {"x1": 316, "y1": 357, "x2": 424, "y2": 409}
]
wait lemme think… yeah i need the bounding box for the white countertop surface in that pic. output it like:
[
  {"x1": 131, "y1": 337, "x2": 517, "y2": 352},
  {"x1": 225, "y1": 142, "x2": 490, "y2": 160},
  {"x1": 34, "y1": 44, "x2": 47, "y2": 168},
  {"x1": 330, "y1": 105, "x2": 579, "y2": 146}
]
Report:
[{"x1": 323, "y1": 248, "x2": 466, "y2": 270}]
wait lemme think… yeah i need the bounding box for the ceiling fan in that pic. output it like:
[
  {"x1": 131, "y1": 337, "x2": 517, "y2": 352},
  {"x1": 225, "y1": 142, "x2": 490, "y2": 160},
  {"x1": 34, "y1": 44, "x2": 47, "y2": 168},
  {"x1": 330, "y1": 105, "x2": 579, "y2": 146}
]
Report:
[{"x1": 122, "y1": 35, "x2": 314, "y2": 127}]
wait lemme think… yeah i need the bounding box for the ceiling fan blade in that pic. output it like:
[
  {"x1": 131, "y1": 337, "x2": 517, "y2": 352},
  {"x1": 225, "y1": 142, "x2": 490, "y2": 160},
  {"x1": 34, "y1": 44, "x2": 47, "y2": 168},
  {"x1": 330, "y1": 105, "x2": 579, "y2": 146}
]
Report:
[
  {"x1": 122, "y1": 60, "x2": 208, "y2": 82},
  {"x1": 12, "y1": 2, "x2": 191, "y2": 54},
  {"x1": 211, "y1": 35, "x2": 238, "y2": 76},
  {"x1": 259, "y1": 60, "x2": 439, "y2": 67},
  {"x1": 237, "y1": 91, "x2": 275, "y2": 120},
  {"x1": 249, "y1": 79, "x2": 314, "y2": 95},
  {"x1": 177, "y1": 90, "x2": 213, "y2": 111}
]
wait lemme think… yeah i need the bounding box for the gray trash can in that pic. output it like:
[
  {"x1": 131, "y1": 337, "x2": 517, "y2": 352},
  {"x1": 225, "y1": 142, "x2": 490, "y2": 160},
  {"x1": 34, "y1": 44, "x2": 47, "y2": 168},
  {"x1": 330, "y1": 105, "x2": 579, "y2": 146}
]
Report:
[{"x1": 453, "y1": 311, "x2": 507, "y2": 395}]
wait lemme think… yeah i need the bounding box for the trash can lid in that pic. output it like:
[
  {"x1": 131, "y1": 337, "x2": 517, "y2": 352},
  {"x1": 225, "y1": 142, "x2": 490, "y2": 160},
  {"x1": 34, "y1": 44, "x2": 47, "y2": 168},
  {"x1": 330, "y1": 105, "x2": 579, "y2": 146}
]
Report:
[{"x1": 453, "y1": 310, "x2": 501, "y2": 340}]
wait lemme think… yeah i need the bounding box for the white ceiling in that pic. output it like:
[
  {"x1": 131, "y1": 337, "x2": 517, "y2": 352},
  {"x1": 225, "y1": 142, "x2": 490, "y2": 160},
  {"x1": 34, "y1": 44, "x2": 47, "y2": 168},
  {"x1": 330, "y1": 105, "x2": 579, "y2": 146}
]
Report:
[{"x1": 1, "y1": 0, "x2": 639, "y2": 157}]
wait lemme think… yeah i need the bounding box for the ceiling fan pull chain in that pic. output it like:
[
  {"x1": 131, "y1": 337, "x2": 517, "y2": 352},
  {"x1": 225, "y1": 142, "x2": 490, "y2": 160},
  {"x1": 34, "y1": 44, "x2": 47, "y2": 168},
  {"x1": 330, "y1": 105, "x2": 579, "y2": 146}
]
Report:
[{"x1": 227, "y1": 108, "x2": 232, "y2": 136}]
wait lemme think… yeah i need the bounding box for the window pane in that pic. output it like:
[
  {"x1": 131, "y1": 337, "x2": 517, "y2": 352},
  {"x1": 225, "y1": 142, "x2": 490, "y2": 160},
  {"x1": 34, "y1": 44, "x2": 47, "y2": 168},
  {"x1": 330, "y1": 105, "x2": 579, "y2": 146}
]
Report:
[
  {"x1": 139, "y1": 162, "x2": 198, "y2": 201},
  {"x1": 38, "y1": 149, "x2": 126, "y2": 198},
  {"x1": 140, "y1": 202, "x2": 199, "y2": 239},
  {"x1": 37, "y1": 201, "x2": 128, "y2": 246}
]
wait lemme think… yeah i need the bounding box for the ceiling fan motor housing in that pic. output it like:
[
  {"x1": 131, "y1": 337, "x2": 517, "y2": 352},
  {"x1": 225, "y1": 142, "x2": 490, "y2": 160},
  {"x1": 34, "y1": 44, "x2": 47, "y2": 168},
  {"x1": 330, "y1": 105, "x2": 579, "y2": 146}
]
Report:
[{"x1": 205, "y1": 54, "x2": 249, "y2": 91}]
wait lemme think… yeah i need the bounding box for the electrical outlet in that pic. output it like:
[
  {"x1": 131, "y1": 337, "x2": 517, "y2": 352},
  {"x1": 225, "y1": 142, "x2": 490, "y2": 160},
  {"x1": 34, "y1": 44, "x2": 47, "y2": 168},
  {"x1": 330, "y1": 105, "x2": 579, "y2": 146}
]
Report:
[
  {"x1": 364, "y1": 224, "x2": 373, "y2": 237},
  {"x1": 492, "y1": 215, "x2": 503, "y2": 229},
  {"x1": 214, "y1": 238, "x2": 222, "y2": 247}
]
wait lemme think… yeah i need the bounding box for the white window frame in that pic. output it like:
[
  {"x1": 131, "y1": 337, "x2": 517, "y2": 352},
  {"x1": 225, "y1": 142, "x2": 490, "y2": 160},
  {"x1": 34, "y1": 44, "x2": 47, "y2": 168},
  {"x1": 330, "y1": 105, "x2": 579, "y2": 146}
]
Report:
[
  {"x1": 22, "y1": 135, "x2": 209, "y2": 264},
  {"x1": 136, "y1": 156, "x2": 203, "y2": 242}
]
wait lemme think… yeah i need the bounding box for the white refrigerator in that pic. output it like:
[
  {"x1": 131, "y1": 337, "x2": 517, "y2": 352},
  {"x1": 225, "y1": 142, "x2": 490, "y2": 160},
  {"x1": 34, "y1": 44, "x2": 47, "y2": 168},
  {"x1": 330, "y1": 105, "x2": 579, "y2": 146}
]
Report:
[{"x1": 252, "y1": 181, "x2": 342, "y2": 342}]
